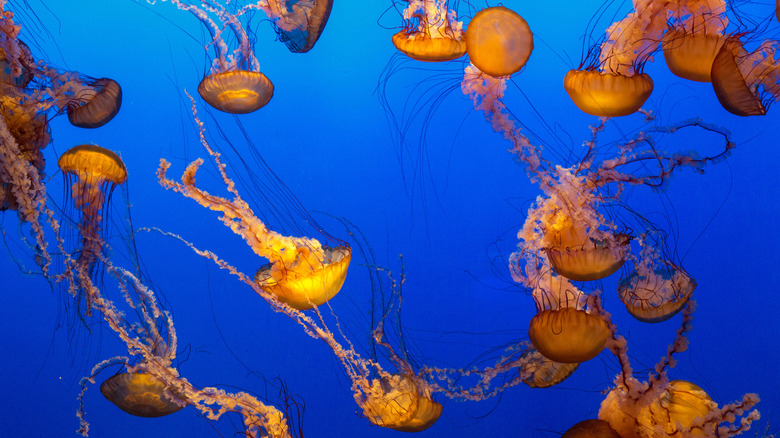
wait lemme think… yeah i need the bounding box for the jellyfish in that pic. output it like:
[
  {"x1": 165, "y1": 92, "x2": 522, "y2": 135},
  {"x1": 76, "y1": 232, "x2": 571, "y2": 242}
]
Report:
[
  {"x1": 519, "y1": 347, "x2": 579, "y2": 388},
  {"x1": 618, "y1": 256, "x2": 696, "y2": 323},
  {"x1": 66, "y1": 77, "x2": 122, "y2": 129},
  {"x1": 597, "y1": 302, "x2": 761, "y2": 437},
  {"x1": 361, "y1": 373, "x2": 442, "y2": 432},
  {"x1": 392, "y1": 0, "x2": 466, "y2": 62},
  {"x1": 269, "y1": 0, "x2": 333, "y2": 53},
  {"x1": 465, "y1": 6, "x2": 533, "y2": 77},
  {"x1": 148, "y1": 0, "x2": 277, "y2": 114},
  {"x1": 710, "y1": 38, "x2": 780, "y2": 116},
  {"x1": 661, "y1": 1, "x2": 728, "y2": 82},
  {"x1": 100, "y1": 372, "x2": 185, "y2": 418},
  {"x1": 76, "y1": 262, "x2": 293, "y2": 438},
  {"x1": 58, "y1": 144, "x2": 127, "y2": 314}
]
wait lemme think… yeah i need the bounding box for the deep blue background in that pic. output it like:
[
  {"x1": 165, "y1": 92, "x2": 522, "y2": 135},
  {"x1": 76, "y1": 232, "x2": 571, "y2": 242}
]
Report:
[{"x1": 0, "y1": 0, "x2": 777, "y2": 436}]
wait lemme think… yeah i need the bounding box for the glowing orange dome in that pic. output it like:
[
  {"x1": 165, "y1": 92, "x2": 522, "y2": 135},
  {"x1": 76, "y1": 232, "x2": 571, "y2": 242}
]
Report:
[
  {"x1": 198, "y1": 70, "x2": 274, "y2": 114},
  {"x1": 662, "y1": 28, "x2": 725, "y2": 82},
  {"x1": 67, "y1": 78, "x2": 123, "y2": 129},
  {"x1": 100, "y1": 373, "x2": 185, "y2": 417},
  {"x1": 710, "y1": 41, "x2": 766, "y2": 116},
  {"x1": 544, "y1": 226, "x2": 629, "y2": 282},
  {"x1": 528, "y1": 307, "x2": 609, "y2": 363},
  {"x1": 58, "y1": 144, "x2": 127, "y2": 185},
  {"x1": 255, "y1": 245, "x2": 351, "y2": 310},
  {"x1": 362, "y1": 374, "x2": 442, "y2": 432},
  {"x1": 465, "y1": 6, "x2": 533, "y2": 77},
  {"x1": 564, "y1": 69, "x2": 653, "y2": 117},
  {"x1": 562, "y1": 419, "x2": 622, "y2": 438},
  {"x1": 392, "y1": 31, "x2": 466, "y2": 62}
]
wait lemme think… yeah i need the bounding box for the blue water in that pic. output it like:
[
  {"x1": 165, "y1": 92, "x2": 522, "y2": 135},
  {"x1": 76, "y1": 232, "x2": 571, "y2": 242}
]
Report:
[{"x1": 1, "y1": 0, "x2": 777, "y2": 437}]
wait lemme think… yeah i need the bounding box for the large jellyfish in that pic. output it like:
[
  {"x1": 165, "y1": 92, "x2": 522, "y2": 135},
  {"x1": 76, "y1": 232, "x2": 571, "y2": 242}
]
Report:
[
  {"x1": 710, "y1": 38, "x2": 780, "y2": 116},
  {"x1": 269, "y1": 0, "x2": 334, "y2": 53},
  {"x1": 58, "y1": 144, "x2": 127, "y2": 315},
  {"x1": 391, "y1": 0, "x2": 466, "y2": 62}
]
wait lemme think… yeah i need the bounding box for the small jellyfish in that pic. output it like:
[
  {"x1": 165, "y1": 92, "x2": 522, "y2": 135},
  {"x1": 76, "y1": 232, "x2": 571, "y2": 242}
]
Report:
[
  {"x1": 100, "y1": 372, "x2": 185, "y2": 418},
  {"x1": 58, "y1": 144, "x2": 127, "y2": 313},
  {"x1": 519, "y1": 347, "x2": 579, "y2": 388},
  {"x1": 270, "y1": 0, "x2": 333, "y2": 53},
  {"x1": 361, "y1": 373, "x2": 442, "y2": 432},
  {"x1": 710, "y1": 38, "x2": 779, "y2": 116},
  {"x1": 150, "y1": 0, "x2": 276, "y2": 114},
  {"x1": 465, "y1": 6, "x2": 533, "y2": 77},
  {"x1": 561, "y1": 419, "x2": 621, "y2": 438},
  {"x1": 392, "y1": 0, "x2": 466, "y2": 62},
  {"x1": 618, "y1": 259, "x2": 696, "y2": 323},
  {"x1": 66, "y1": 77, "x2": 122, "y2": 129}
]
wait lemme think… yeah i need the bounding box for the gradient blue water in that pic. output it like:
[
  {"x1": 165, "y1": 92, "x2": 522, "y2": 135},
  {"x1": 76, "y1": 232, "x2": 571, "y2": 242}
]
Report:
[{"x1": 0, "y1": 0, "x2": 777, "y2": 436}]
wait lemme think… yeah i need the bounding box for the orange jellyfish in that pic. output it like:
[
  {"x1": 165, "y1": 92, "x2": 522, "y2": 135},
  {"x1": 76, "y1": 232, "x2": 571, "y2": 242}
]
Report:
[
  {"x1": 392, "y1": 0, "x2": 466, "y2": 62},
  {"x1": 270, "y1": 0, "x2": 333, "y2": 53},
  {"x1": 66, "y1": 77, "x2": 122, "y2": 129},
  {"x1": 361, "y1": 373, "x2": 442, "y2": 432},
  {"x1": 149, "y1": 0, "x2": 275, "y2": 114},
  {"x1": 527, "y1": 295, "x2": 610, "y2": 363},
  {"x1": 58, "y1": 144, "x2": 127, "y2": 313},
  {"x1": 519, "y1": 347, "x2": 579, "y2": 388},
  {"x1": 710, "y1": 38, "x2": 780, "y2": 116},
  {"x1": 100, "y1": 372, "x2": 185, "y2": 418},
  {"x1": 77, "y1": 263, "x2": 293, "y2": 438},
  {"x1": 618, "y1": 258, "x2": 696, "y2": 323},
  {"x1": 598, "y1": 301, "x2": 761, "y2": 437},
  {"x1": 661, "y1": 1, "x2": 728, "y2": 82},
  {"x1": 563, "y1": 0, "x2": 666, "y2": 116},
  {"x1": 158, "y1": 100, "x2": 350, "y2": 310},
  {"x1": 465, "y1": 6, "x2": 533, "y2": 77}
]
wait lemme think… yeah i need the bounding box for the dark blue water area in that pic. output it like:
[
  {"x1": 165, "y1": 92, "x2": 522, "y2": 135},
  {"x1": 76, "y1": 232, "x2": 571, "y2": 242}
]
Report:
[{"x1": 0, "y1": 0, "x2": 778, "y2": 437}]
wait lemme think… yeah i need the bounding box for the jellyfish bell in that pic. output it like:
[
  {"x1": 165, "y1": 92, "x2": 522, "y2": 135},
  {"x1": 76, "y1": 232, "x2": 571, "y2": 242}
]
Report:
[
  {"x1": 710, "y1": 38, "x2": 770, "y2": 117},
  {"x1": 520, "y1": 347, "x2": 579, "y2": 388},
  {"x1": 198, "y1": 70, "x2": 274, "y2": 114},
  {"x1": 465, "y1": 6, "x2": 533, "y2": 77},
  {"x1": 618, "y1": 261, "x2": 696, "y2": 323},
  {"x1": 66, "y1": 77, "x2": 122, "y2": 129},
  {"x1": 361, "y1": 374, "x2": 442, "y2": 432},
  {"x1": 562, "y1": 419, "x2": 622, "y2": 438},
  {"x1": 563, "y1": 69, "x2": 654, "y2": 117},
  {"x1": 544, "y1": 223, "x2": 630, "y2": 282},
  {"x1": 271, "y1": 0, "x2": 333, "y2": 53},
  {"x1": 254, "y1": 244, "x2": 351, "y2": 310},
  {"x1": 100, "y1": 372, "x2": 186, "y2": 418},
  {"x1": 528, "y1": 306, "x2": 610, "y2": 363},
  {"x1": 392, "y1": 0, "x2": 466, "y2": 62},
  {"x1": 599, "y1": 380, "x2": 717, "y2": 437},
  {"x1": 662, "y1": 26, "x2": 726, "y2": 83},
  {"x1": 58, "y1": 144, "x2": 127, "y2": 189}
]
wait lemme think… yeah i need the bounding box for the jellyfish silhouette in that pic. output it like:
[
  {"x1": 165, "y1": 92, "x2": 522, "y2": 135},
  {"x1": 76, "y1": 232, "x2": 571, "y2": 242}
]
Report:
[
  {"x1": 392, "y1": 0, "x2": 466, "y2": 62},
  {"x1": 270, "y1": 0, "x2": 333, "y2": 53},
  {"x1": 58, "y1": 144, "x2": 127, "y2": 314},
  {"x1": 66, "y1": 77, "x2": 122, "y2": 129},
  {"x1": 465, "y1": 6, "x2": 533, "y2": 77},
  {"x1": 710, "y1": 38, "x2": 780, "y2": 116}
]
